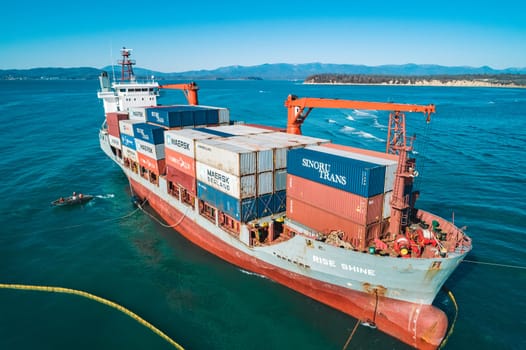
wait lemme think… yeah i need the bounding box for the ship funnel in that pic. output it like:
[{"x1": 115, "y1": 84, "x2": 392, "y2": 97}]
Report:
[{"x1": 99, "y1": 72, "x2": 111, "y2": 92}]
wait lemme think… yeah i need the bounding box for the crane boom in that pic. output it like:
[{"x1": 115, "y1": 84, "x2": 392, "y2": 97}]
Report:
[
  {"x1": 285, "y1": 94, "x2": 435, "y2": 135},
  {"x1": 159, "y1": 82, "x2": 199, "y2": 105}
]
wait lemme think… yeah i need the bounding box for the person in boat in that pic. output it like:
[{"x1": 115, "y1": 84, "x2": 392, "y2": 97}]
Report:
[
  {"x1": 79, "y1": 193, "x2": 83, "y2": 199},
  {"x1": 72, "y1": 192, "x2": 77, "y2": 200},
  {"x1": 59, "y1": 197, "x2": 65, "y2": 203}
]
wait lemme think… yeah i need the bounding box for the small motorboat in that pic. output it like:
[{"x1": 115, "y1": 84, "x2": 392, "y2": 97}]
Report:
[{"x1": 51, "y1": 194, "x2": 94, "y2": 207}]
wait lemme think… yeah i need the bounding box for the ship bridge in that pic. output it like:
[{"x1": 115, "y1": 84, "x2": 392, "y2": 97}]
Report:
[{"x1": 98, "y1": 73, "x2": 160, "y2": 113}]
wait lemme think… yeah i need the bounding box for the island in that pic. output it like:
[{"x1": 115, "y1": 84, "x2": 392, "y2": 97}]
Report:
[{"x1": 304, "y1": 74, "x2": 526, "y2": 88}]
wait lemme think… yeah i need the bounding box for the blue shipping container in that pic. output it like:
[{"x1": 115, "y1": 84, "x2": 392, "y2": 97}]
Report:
[
  {"x1": 133, "y1": 123, "x2": 165, "y2": 144},
  {"x1": 147, "y1": 106, "x2": 221, "y2": 128},
  {"x1": 194, "y1": 127, "x2": 234, "y2": 138},
  {"x1": 197, "y1": 181, "x2": 257, "y2": 222},
  {"x1": 273, "y1": 190, "x2": 287, "y2": 213},
  {"x1": 206, "y1": 109, "x2": 220, "y2": 124},
  {"x1": 120, "y1": 134, "x2": 136, "y2": 150},
  {"x1": 257, "y1": 193, "x2": 274, "y2": 218},
  {"x1": 287, "y1": 148, "x2": 386, "y2": 197}
]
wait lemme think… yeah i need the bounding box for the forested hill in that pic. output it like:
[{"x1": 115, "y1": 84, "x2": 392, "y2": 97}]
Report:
[{"x1": 304, "y1": 74, "x2": 526, "y2": 87}]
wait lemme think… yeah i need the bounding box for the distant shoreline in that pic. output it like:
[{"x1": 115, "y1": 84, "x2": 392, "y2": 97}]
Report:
[{"x1": 303, "y1": 80, "x2": 525, "y2": 88}]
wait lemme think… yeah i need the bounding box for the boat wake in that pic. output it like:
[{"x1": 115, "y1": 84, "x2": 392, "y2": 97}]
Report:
[{"x1": 95, "y1": 194, "x2": 115, "y2": 199}]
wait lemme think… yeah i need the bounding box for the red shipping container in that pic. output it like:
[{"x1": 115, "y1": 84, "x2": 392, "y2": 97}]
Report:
[
  {"x1": 322, "y1": 143, "x2": 399, "y2": 161},
  {"x1": 165, "y1": 148, "x2": 196, "y2": 177},
  {"x1": 287, "y1": 174, "x2": 383, "y2": 225},
  {"x1": 106, "y1": 112, "x2": 128, "y2": 138},
  {"x1": 106, "y1": 112, "x2": 129, "y2": 124},
  {"x1": 138, "y1": 152, "x2": 166, "y2": 175},
  {"x1": 166, "y1": 165, "x2": 196, "y2": 195},
  {"x1": 286, "y1": 197, "x2": 370, "y2": 251}
]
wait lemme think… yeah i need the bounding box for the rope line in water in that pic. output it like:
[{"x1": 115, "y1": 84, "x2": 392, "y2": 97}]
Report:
[
  {"x1": 137, "y1": 200, "x2": 189, "y2": 229},
  {"x1": 0, "y1": 283, "x2": 185, "y2": 350},
  {"x1": 439, "y1": 287, "x2": 459, "y2": 349},
  {"x1": 462, "y1": 259, "x2": 526, "y2": 270},
  {"x1": 341, "y1": 318, "x2": 361, "y2": 350}
]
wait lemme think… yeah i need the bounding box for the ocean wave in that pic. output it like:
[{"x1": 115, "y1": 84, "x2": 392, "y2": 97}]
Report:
[
  {"x1": 353, "y1": 109, "x2": 377, "y2": 118},
  {"x1": 95, "y1": 194, "x2": 115, "y2": 199},
  {"x1": 339, "y1": 126, "x2": 356, "y2": 133},
  {"x1": 355, "y1": 131, "x2": 384, "y2": 141},
  {"x1": 327, "y1": 119, "x2": 337, "y2": 124}
]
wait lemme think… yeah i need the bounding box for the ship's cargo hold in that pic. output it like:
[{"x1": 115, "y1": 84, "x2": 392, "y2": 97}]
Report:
[
  {"x1": 196, "y1": 161, "x2": 256, "y2": 199},
  {"x1": 133, "y1": 123, "x2": 165, "y2": 144},
  {"x1": 195, "y1": 138, "x2": 256, "y2": 176},
  {"x1": 287, "y1": 174, "x2": 383, "y2": 225},
  {"x1": 197, "y1": 181, "x2": 257, "y2": 222},
  {"x1": 287, "y1": 147, "x2": 386, "y2": 197}
]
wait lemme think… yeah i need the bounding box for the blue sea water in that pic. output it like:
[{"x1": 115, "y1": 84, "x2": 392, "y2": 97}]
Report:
[{"x1": 0, "y1": 79, "x2": 525, "y2": 350}]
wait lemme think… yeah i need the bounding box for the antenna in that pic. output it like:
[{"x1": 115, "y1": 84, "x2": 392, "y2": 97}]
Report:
[{"x1": 110, "y1": 44, "x2": 116, "y2": 83}]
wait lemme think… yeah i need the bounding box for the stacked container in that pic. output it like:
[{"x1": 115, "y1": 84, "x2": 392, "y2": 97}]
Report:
[
  {"x1": 286, "y1": 144, "x2": 397, "y2": 250},
  {"x1": 106, "y1": 112, "x2": 128, "y2": 149},
  {"x1": 119, "y1": 119, "x2": 142, "y2": 163},
  {"x1": 164, "y1": 128, "x2": 230, "y2": 195},
  {"x1": 133, "y1": 123, "x2": 166, "y2": 175},
  {"x1": 195, "y1": 138, "x2": 258, "y2": 222},
  {"x1": 146, "y1": 105, "x2": 228, "y2": 129}
]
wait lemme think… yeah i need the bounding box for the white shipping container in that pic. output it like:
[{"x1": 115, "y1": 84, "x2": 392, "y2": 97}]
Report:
[
  {"x1": 205, "y1": 124, "x2": 272, "y2": 136},
  {"x1": 135, "y1": 138, "x2": 165, "y2": 160},
  {"x1": 257, "y1": 172, "x2": 274, "y2": 195},
  {"x1": 274, "y1": 169, "x2": 287, "y2": 191},
  {"x1": 128, "y1": 107, "x2": 148, "y2": 121},
  {"x1": 119, "y1": 119, "x2": 142, "y2": 136},
  {"x1": 220, "y1": 137, "x2": 274, "y2": 173},
  {"x1": 122, "y1": 145, "x2": 139, "y2": 162},
  {"x1": 195, "y1": 138, "x2": 256, "y2": 176},
  {"x1": 196, "y1": 161, "x2": 256, "y2": 199},
  {"x1": 252, "y1": 132, "x2": 330, "y2": 169},
  {"x1": 164, "y1": 129, "x2": 216, "y2": 158},
  {"x1": 109, "y1": 134, "x2": 121, "y2": 149}
]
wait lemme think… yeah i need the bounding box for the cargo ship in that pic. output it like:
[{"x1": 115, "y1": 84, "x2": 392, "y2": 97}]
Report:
[{"x1": 97, "y1": 48, "x2": 472, "y2": 349}]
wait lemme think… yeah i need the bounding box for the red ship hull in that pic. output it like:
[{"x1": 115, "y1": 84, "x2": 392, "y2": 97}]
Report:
[{"x1": 130, "y1": 177, "x2": 447, "y2": 349}]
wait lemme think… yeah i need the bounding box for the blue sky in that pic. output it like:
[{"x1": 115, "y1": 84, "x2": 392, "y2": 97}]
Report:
[{"x1": 1, "y1": 1, "x2": 524, "y2": 71}]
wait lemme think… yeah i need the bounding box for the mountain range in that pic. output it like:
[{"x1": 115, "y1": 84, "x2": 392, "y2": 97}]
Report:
[{"x1": 1, "y1": 63, "x2": 525, "y2": 81}]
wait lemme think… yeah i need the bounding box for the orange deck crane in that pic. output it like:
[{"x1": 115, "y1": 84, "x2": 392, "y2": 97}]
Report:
[
  {"x1": 159, "y1": 82, "x2": 199, "y2": 105},
  {"x1": 284, "y1": 94, "x2": 436, "y2": 236}
]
